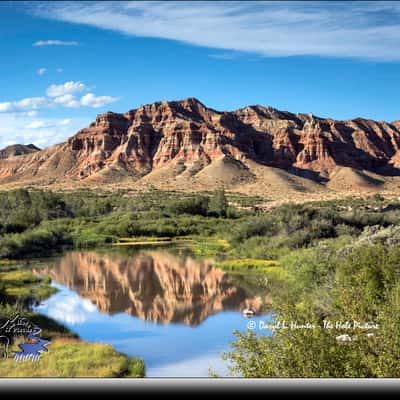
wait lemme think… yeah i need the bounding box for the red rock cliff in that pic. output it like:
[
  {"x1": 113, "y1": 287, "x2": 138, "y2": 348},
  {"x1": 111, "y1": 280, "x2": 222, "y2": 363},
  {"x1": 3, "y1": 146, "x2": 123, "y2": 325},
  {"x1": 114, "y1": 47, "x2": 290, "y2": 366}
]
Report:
[{"x1": 1, "y1": 98, "x2": 399, "y2": 188}]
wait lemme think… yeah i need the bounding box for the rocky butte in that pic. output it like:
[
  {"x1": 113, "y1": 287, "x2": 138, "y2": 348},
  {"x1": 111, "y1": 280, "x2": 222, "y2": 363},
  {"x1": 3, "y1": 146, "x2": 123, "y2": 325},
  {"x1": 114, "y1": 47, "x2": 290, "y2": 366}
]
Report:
[{"x1": 1, "y1": 97, "x2": 400, "y2": 200}]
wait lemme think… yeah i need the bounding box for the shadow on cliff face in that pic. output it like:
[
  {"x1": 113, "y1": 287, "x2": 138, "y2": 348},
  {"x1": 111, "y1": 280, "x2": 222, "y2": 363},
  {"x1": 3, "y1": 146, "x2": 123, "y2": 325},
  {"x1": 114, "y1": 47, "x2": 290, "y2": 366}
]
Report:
[
  {"x1": 34, "y1": 250, "x2": 270, "y2": 326},
  {"x1": 219, "y1": 111, "x2": 400, "y2": 184}
]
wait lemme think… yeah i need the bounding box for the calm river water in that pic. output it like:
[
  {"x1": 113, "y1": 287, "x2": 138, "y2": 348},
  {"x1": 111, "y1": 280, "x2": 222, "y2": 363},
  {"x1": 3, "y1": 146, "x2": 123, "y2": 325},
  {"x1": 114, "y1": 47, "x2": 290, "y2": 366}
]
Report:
[{"x1": 33, "y1": 246, "x2": 272, "y2": 377}]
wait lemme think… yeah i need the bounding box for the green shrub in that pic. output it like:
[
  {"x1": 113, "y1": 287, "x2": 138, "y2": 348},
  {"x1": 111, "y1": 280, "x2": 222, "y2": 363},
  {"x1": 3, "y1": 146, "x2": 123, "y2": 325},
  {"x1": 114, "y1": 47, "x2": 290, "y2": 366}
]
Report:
[
  {"x1": 166, "y1": 196, "x2": 209, "y2": 216},
  {"x1": 0, "y1": 226, "x2": 71, "y2": 259}
]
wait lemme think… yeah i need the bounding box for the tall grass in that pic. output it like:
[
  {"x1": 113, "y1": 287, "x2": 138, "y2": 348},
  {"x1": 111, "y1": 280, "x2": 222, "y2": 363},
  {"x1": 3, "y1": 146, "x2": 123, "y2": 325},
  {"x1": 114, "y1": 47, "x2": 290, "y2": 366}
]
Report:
[{"x1": 0, "y1": 339, "x2": 145, "y2": 378}]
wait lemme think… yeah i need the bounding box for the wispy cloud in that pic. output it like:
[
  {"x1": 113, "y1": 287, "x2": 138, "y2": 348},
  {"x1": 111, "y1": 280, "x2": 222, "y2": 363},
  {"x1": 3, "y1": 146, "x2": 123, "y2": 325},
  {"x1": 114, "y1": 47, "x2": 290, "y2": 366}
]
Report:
[
  {"x1": 22, "y1": 111, "x2": 39, "y2": 117},
  {"x1": 0, "y1": 97, "x2": 51, "y2": 113},
  {"x1": 24, "y1": 118, "x2": 71, "y2": 130},
  {"x1": 25, "y1": 120, "x2": 53, "y2": 129},
  {"x1": 29, "y1": 1, "x2": 400, "y2": 61},
  {"x1": 0, "y1": 114, "x2": 88, "y2": 149},
  {"x1": 37, "y1": 67, "x2": 47, "y2": 75},
  {"x1": 208, "y1": 52, "x2": 239, "y2": 60},
  {"x1": 32, "y1": 39, "x2": 80, "y2": 47}
]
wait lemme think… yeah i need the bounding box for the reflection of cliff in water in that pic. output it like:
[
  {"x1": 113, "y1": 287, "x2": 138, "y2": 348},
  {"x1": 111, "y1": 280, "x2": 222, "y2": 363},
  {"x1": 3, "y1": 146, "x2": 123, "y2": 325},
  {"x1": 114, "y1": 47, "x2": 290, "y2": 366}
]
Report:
[{"x1": 36, "y1": 251, "x2": 269, "y2": 326}]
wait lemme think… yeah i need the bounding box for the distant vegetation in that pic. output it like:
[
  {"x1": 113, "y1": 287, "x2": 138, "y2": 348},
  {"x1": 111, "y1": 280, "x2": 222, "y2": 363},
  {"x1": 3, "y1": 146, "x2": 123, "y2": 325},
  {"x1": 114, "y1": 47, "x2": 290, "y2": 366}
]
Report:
[
  {"x1": 2, "y1": 187, "x2": 400, "y2": 261},
  {"x1": 0, "y1": 188, "x2": 253, "y2": 258}
]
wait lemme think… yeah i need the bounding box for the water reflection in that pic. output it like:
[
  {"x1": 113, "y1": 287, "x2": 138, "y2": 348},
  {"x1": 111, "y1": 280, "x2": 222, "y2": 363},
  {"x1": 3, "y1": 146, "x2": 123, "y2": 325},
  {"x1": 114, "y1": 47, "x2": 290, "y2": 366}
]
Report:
[{"x1": 35, "y1": 250, "x2": 269, "y2": 326}]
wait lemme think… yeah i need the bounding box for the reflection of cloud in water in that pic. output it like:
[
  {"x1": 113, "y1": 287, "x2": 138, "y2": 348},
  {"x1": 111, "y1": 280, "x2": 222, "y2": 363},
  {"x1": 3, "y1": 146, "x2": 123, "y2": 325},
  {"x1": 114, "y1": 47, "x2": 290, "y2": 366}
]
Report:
[
  {"x1": 35, "y1": 250, "x2": 269, "y2": 326},
  {"x1": 34, "y1": 283, "x2": 271, "y2": 377},
  {"x1": 146, "y1": 353, "x2": 231, "y2": 378},
  {"x1": 36, "y1": 285, "x2": 96, "y2": 324},
  {"x1": 32, "y1": 250, "x2": 272, "y2": 377}
]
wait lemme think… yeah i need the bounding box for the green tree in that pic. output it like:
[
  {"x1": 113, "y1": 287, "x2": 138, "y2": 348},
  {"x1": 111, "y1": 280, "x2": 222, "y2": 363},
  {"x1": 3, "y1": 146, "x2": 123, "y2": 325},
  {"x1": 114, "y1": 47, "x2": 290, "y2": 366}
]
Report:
[
  {"x1": 208, "y1": 189, "x2": 228, "y2": 217},
  {"x1": 166, "y1": 196, "x2": 209, "y2": 216}
]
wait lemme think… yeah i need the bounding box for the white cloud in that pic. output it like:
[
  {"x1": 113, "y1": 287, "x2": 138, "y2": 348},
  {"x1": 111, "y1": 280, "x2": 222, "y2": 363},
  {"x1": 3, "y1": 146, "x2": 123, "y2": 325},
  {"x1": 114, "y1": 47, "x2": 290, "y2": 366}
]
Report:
[
  {"x1": 29, "y1": 1, "x2": 400, "y2": 61},
  {"x1": 15, "y1": 97, "x2": 49, "y2": 110},
  {"x1": 46, "y1": 81, "x2": 87, "y2": 97},
  {"x1": 0, "y1": 114, "x2": 90, "y2": 149},
  {"x1": 32, "y1": 39, "x2": 80, "y2": 47},
  {"x1": 0, "y1": 102, "x2": 13, "y2": 113},
  {"x1": 53, "y1": 94, "x2": 81, "y2": 108},
  {"x1": 0, "y1": 81, "x2": 118, "y2": 113},
  {"x1": 0, "y1": 97, "x2": 50, "y2": 113},
  {"x1": 56, "y1": 68, "x2": 63, "y2": 73},
  {"x1": 36, "y1": 288, "x2": 97, "y2": 325},
  {"x1": 80, "y1": 93, "x2": 118, "y2": 108},
  {"x1": 37, "y1": 67, "x2": 47, "y2": 75}
]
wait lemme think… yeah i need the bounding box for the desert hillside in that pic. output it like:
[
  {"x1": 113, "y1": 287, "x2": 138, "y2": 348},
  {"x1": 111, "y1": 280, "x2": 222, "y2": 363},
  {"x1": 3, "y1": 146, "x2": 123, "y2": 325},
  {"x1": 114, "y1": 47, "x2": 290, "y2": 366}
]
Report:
[
  {"x1": 1, "y1": 98, "x2": 400, "y2": 201},
  {"x1": 0, "y1": 143, "x2": 40, "y2": 159}
]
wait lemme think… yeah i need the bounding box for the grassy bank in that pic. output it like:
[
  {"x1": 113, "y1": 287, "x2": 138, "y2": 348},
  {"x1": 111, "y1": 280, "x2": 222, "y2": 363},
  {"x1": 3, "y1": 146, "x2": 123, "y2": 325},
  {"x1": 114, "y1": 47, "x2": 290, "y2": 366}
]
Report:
[
  {"x1": 0, "y1": 339, "x2": 145, "y2": 378},
  {"x1": 217, "y1": 258, "x2": 280, "y2": 273},
  {"x1": 0, "y1": 269, "x2": 57, "y2": 302}
]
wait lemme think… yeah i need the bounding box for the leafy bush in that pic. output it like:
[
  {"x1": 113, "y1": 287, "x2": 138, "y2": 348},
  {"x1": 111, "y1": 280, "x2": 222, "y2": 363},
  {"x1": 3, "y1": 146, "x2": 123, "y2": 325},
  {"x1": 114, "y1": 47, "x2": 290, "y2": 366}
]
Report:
[
  {"x1": 225, "y1": 242, "x2": 400, "y2": 378},
  {"x1": 166, "y1": 196, "x2": 209, "y2": 216}
]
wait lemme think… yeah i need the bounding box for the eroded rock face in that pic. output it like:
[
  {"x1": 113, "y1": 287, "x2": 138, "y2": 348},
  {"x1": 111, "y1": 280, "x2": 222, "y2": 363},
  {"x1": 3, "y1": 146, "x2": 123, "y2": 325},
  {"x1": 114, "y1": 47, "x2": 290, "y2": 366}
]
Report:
[
  {"x1": 34, "y1": 251, "x2": 268, "y2": 326},
  {"x1": 1, "y1": 98, "x2": 400, "y2": 185}
]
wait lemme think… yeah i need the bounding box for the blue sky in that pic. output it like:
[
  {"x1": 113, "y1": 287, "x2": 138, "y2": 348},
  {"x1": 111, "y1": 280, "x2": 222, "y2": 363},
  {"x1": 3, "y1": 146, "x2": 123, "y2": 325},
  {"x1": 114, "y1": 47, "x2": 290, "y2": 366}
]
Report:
[{"x1": 1, "y1": 1, "x2": 400, "y2": 149}]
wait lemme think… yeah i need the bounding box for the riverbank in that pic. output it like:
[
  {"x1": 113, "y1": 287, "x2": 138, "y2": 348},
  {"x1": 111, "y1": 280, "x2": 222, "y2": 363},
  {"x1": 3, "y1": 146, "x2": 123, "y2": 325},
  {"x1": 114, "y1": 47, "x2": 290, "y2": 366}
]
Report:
[
  {"x1": 0, "y1": 266, "x2": 145, "y2": 378},
  {"x1": 2, "y1": 188, "x2": 400, "y2": 377}
]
